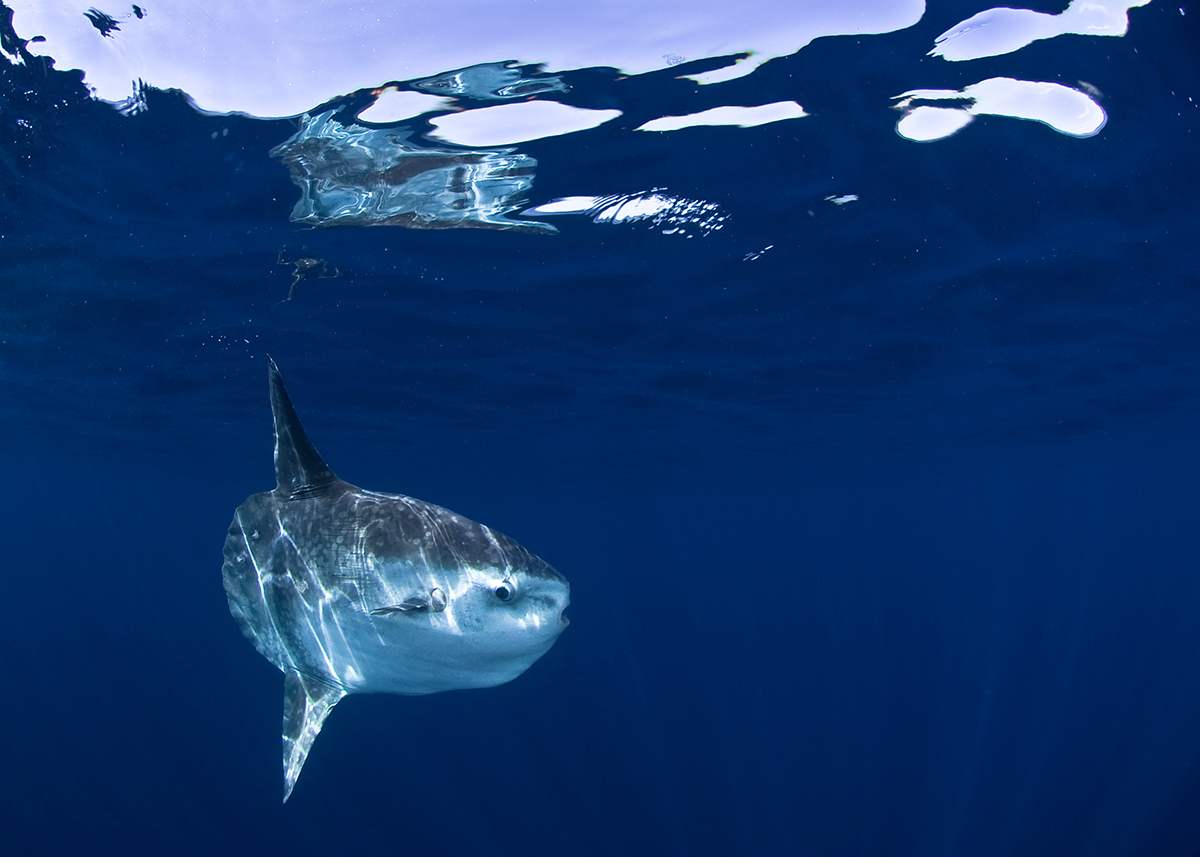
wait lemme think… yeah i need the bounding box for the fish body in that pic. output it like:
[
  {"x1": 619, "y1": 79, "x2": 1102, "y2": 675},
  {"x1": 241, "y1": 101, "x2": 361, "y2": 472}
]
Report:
[{"x1": 222, "y1": 360, "x2": 570, "y2": 800}]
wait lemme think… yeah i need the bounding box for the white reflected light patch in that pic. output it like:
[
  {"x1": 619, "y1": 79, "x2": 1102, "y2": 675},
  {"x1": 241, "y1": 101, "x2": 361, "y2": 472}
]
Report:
[
  {"x1": 526, "y1": 197, "x2": 605, "y2": 215},
  {"x1": 526, "y1": 191, "x2": 726, "y2": 236},
  {"x1": 896, "y1": 106, "x2": 976, "y2": 141},
  {"x1": 930, "y1": 0, "x2": 1152, "y2": 62},
  {"x1": 894, "y1": 78, "x2": 1106, "y2": 142},
  {"x1": 427, "y1": 102, "x2": 621, "y2": 146},
  {"x1": 10, "y1": 0, "x2": 923, "y2": 118},
  {"x1": 636, "y1": 102, "x2": 808, "y2": 132},
  {"x1": 356, "y1": 88, "x2": 455, "y2": 123}
]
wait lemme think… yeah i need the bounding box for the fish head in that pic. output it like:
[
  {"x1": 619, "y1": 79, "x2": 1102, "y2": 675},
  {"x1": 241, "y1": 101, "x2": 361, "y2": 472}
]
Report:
[
  {"x1": 444, "y1": 559, "x2": 571, "y2": 670},
  {"x1": 360, "y1": 548, "x2": 570, "y2": 694}
]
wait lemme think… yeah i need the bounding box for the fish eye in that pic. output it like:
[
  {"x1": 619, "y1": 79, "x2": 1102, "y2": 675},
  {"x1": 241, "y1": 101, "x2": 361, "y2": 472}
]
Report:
[{"x1": 493, "y1": 579, "x2": 518, "y2": 603}]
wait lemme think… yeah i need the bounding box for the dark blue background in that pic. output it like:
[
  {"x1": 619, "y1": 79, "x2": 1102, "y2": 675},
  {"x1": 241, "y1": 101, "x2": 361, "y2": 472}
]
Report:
[{"x1": 3, "y1": 2, "x2": 1200, "y2": 854}]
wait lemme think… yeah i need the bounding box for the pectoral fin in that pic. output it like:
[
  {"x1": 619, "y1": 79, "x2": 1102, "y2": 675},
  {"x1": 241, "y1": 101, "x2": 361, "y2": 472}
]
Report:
[
  {"x1": 370, "y1": 596, "x2": 430, "y2": 614},
  {"x1": 282, "y1": 668, "x2": 346, "y2": 803},
  {"x1": 369, "y1": 588, "x2": 447, "y2": 615}
]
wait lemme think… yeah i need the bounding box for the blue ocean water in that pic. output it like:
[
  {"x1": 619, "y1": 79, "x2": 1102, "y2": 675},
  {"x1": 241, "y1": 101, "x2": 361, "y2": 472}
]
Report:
[{"x1": 3, "y1": 2, "x2": 1200, "y2": 855}]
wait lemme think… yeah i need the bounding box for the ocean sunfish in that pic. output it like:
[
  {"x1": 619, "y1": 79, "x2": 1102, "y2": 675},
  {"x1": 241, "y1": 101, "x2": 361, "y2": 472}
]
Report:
[{"x1": 222, "y1": 359, "x2": 570, "y2": 801}]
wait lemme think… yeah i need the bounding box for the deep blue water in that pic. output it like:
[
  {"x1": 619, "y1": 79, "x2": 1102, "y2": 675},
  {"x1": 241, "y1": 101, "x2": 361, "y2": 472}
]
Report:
[{"x1": 3, "y1": 2, "x2": 1200, "y2": 855}]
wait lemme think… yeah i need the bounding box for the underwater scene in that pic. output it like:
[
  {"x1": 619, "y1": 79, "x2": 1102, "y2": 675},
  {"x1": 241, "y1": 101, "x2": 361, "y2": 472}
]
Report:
[{"x1": 3, "y1": 1, "x2": 1200, "y2": 854}]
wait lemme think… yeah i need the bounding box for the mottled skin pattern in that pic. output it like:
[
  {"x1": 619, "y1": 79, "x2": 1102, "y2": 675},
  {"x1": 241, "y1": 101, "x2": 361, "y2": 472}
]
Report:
[
  {"x1": 224, "y1": 484, "x2": 569, "y2": 693},
  {"x1": 221, "y1": 360, "x2": 569, "y2": 801}
]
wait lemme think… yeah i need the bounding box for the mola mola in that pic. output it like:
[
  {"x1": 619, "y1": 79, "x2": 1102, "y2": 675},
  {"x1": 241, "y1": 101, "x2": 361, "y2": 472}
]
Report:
[{"x1": 222, "y1": 359, "x2": 570, "y2": 801}]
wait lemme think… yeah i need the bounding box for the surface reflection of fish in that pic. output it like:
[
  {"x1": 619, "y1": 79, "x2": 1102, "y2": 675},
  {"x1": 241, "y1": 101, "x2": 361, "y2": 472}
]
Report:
[
  {"x1": 270, "y1": 113, "x2": 555, "y2": 233},
  {"x1": 222, "y1": 359, "x2": 570, "y2": 801}
]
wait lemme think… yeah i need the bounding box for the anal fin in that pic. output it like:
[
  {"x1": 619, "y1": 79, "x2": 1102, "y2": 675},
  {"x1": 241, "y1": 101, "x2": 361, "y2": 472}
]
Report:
[{"x1": 282, "y1": 668, "x2": 346, "y2": 803}]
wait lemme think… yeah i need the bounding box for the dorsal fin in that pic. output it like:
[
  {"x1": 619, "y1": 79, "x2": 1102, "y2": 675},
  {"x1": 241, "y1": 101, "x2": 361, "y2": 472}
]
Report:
[{"x1": 268, "y1": 358, "x2": 341, "y2": 498}]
